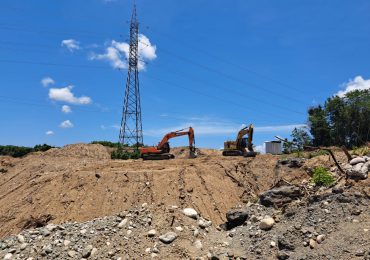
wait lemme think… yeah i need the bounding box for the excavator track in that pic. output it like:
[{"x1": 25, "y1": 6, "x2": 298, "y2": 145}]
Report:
[
  {"x1": 142, "y1": 153, "x2": 175, "y2": 160},
  {"x1": 222, "y1": 150, "x2": 243, "y2": 156}
]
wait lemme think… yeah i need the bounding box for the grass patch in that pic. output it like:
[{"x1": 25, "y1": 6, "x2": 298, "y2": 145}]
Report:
[{"x1": 311, "y1": 166, "x2": 335, "y2": 186}]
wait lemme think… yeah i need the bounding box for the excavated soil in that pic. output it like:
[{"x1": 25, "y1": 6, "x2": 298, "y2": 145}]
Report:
[{"x1": 0, "y1": 144, "x2": 311, "y2": 239}]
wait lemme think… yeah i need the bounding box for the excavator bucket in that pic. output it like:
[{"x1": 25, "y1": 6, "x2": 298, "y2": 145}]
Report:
[{"x1": 189, "y1": 149, "x2": 198, "y2": 158}]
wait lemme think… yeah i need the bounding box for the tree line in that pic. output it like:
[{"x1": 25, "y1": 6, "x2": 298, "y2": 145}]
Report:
[{"x1": 288, "y1": 89, "x2": 370, "y2": 151}]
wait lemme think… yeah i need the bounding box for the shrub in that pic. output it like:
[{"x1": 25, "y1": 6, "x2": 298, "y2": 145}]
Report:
[
  {"x1": 311, "y1": 166, "x2": 335, "y2": 186},
  {"x1": 91, "y1": 141, "x2": 123, "y2": 148},
  {"x1": 0, "y1": 145, "x2": 33, "y2": 157},
  {"x1": 111, "y1": 148, "x2": 141, "y2": 160},
  {"x1": 33, "y1": 144, "x2": 54, "y2": 152},
  {"x1": 0, "y1": 144, "x2": 54, "y2": 158}
]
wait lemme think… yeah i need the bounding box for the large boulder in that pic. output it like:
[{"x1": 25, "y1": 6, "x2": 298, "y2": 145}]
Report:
[
  {"x1": 260, "y1": 185, "x2": 303, "y2": 207},
  {"x1": 350, "y1": 157, "x2": 366, "y2": 165}
]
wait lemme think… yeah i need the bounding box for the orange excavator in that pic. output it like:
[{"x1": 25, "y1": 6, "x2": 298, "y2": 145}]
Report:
[{"x1": 140, "y1": 127, "x2": 197, "y2": 160}]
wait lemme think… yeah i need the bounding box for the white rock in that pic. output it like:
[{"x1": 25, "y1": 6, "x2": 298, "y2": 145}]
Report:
[
  {"x1": 4, "y1": 253, "x2": 12, "y2": 260},
  {"x1": 175, "y1": 226, "x2": 183, "y2": 232},
  {"x1": 350, "y1": 157, "x2": 366, "y2": 165},
  {"x1": 67, "y1": 251, "x2": 76, "y2": 257},
  {"x1": 183, "y1": 208, "x2": 198, "y2": 219},
  {"x1": 193, "y1": 228, "x2": 199, "y2": 237},
  {"x1": 91, "y1": 248, "x2": 98, "y2": 256},
  {"x1": 259, "y1": 217, "x2": 275, "y2": 230},
  {"x1": 63, "y1": 240, "x2": 71, "y2": 247},
  {"x1": 353, "y1": 163, "x2": 364, "y2": 172},
  {"x1": 20, "y1": 243, "x2": 27, "y2": 250},
  {"x1": 194, "y1": 239, "x2": 203, "y2": 249},
  {"x1": 364, "y1": 229, "x2": 369, "y2": 232},
  {"x1": 118, "y1": 218, "x2": 128, "y2": 228},
  {"x1": 159, "y1": 232, "x2": 178, "y2": 244},
  {"x1": 151, "y1": 253, "x2": 158, "y2": 258},
  {"x1": 145, "y1": 247, "x2": 151, "y2": 253},
  {"x1": 270, "y1": 241, "x2": 276, "y2": 247},
  {"x1": 147, "y1": 229, "x2": 157, "y2": 237},
  {"x1": 309, "y1": 239, "x2": 316, "y2": 249},
  {"x1": 45, "y1": 224, "x2": 58, "y2": 232},
  {"x1": 127, "y1": 230, "x2": 132, "y2": 235},
  {"x1": 17, "y1": 234, "x2": 25, "y2": 243},
  {"x1": 142, "y1": 202, "x2": 148, "y2": 208},
  {"x1": 198, "y1": 218, "x2": 212, "y2": 228},
  {"x1": 80, "y1": 229, "x2": 87, "y2": 234},
  {"x1": 316, "y1": 234, "x2": 326, "y2": 244}
]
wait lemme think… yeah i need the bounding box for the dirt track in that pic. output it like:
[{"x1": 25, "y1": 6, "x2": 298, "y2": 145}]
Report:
[{"x1": 0, "y1": 144, "x2": 311, "y2": 238}]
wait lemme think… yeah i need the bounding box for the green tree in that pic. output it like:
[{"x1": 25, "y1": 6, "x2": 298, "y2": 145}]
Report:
[
  {"x1": 291, "y1": 127, "x2": 312, "y2": 151},
  {"x1": 307, "y1": 89, "x2": 370, "y2": 148}
]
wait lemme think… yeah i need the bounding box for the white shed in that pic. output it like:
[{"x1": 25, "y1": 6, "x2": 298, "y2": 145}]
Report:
[{"x1": 265, "y1": 141, "x2": 282, "y2": 155}]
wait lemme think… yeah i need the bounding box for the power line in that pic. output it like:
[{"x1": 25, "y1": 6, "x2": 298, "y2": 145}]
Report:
[
  {"x1": 139, "y1": 40, "x2": 309, "y2": 105},
  {"x1": 0, "y1": 43, "x2": 304, "y2": 115},
  {"x1": 0, "y1": 58, "x2": 306, "y2": 119},
  {"x1": 142, "y1": 26, "x2": 313, "y2": 95},
  {"x1": 1, "y1": 23, "x2": 312, "y2": 105}
]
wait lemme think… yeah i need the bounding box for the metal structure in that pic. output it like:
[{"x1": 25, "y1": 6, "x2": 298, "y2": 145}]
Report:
[{"x1": 119, "y1": 4, "x2": 143, "y2": 147}]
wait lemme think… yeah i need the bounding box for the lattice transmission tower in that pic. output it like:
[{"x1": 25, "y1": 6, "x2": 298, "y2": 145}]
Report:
[{"x1": 119, "y1": 4, "x2": 143, "y2": 147}]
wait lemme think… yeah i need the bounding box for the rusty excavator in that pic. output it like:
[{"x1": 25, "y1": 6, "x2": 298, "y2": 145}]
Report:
[
  {"x1": 222, "y1": 123, "x2": 257, "y2": 157},
  {"x1": 139, "y1": 127, "x2": 197, "y2": 160}
]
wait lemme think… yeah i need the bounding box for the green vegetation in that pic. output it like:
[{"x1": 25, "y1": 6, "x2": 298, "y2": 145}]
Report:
[
  {"x1": 308, "y1": 89, "x2": 370, "y2": 148},
  {"x1": 311, "y1": 166, "x2": 335, "y2": 186},
  {"x1": 90, "y1": 141, "x2": 123, "y2": 148},
  {"x1": 308, "y1": 150, "x2": 329, "y2": 159},
  {"x1": 0, "y1": 144, "x2": 54, "y2": 158},
  {"x1": 111, "y1": 148, "x2": 141, "y2": 160},
  {"x1": 351, "y1": 146, "x2": 370, "y2": 156}
]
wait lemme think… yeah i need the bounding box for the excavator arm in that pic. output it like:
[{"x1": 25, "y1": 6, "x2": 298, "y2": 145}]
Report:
[{"x1": 157, "y1": 127, "x2": 195, "y2": 151}]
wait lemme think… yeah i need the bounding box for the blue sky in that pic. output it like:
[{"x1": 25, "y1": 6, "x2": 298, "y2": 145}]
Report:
[{"x1": 1, "y1": 0, "x2": 370, "y2": 150}]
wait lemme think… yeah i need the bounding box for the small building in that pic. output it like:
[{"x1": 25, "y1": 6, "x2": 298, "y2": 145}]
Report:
[{"x1": 265, "y1": 141, "x2": 282, "y2": 155}]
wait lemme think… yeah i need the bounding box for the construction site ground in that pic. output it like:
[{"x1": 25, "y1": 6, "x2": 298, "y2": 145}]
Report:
[{"x1": 0, "y1": 144, "x2": 369, "y2": 259}]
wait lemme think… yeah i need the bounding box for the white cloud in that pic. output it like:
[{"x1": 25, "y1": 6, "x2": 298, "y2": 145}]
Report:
[
  {"x1": 336, "y1": 76, "x2": 370, "y2": 97},
  {"x1": 61, "y1": 39, "x2": 80, "y2": 52},
  {"x1": 49, "y1": 85, "x2": 92, "y2": 105},
  {"x1": 100, "y1": 124, "x2": 120, "y2": 130},
  {"x1": 254, "y1": 144, "x2": 265, "y2": 154},
  {"x1": 90, "y1": 45, "x2": 127, "y2": 69},
  {"x1": 45, "y1": 130, "x2": 54, "y2": 136},
  {"x1": 61, "y1": 105, "x2": 72, "y2": 114},
  {"x1": 89, "y1": 34, "x2": 157, "y2": 71},
  {"x1": 60, "y1": 120, "x2": 74, "y2": 128},
  {"x1": 41, "y1": 77, "x2": 55, "y2": 87}
]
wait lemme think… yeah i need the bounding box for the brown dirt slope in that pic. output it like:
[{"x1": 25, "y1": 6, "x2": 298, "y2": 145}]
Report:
[{"x1": 0, "y1": 144, "x2": 309, "y2": 238}]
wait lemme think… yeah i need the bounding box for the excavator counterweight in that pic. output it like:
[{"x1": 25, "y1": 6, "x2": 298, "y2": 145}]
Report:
[
  {"x1": 140, "y1": 127, "x2": 197, "y2": 160},
  {"x1": 222, "y1": 124, "x2": 257, "y2": 157}
]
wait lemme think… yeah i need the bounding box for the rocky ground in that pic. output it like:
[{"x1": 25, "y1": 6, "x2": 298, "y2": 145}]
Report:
[{"x1": 0, "y1": 144, "x2": 369, "y2": 259}]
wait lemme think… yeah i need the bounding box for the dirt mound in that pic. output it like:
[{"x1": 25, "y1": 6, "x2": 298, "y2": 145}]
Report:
[
  {"x1": 42, "y1": 143, "x2": 110, "y2": 160},
  {"x1": 0, "y1": 145, "x2": 306, "y2": 238}
]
